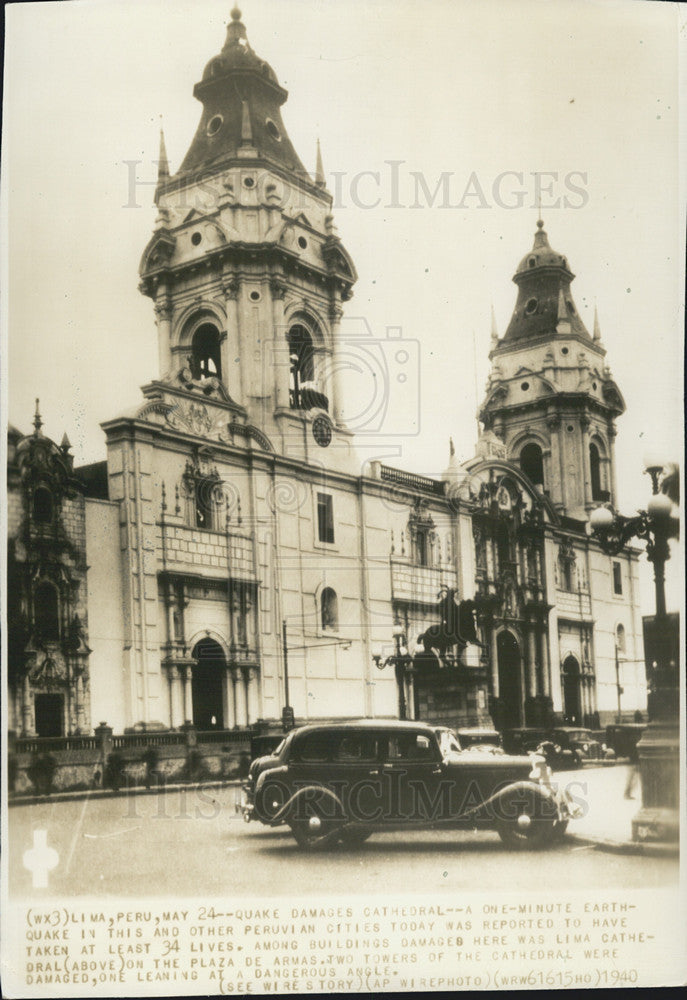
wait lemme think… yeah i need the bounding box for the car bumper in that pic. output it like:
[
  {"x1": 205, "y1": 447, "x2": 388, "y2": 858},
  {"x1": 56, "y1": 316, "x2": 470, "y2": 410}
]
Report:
[{"x1": 236, "y1": 787, "x2": 255, "y2": 822}]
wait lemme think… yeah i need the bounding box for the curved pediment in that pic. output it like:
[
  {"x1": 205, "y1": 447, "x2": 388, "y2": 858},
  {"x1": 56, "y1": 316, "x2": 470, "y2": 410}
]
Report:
[
  {"x1": 457, "y1": 458, "x2": 558, "y2": 525},
  {"x1": 139, "y1": 230, "x2": 176, "y2": 276}
]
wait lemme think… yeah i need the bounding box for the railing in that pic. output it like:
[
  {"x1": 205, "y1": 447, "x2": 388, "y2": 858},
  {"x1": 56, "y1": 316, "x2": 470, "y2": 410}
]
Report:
[
  {"x1": 195, "y1": 729, "x2": 255, "y2": 745},
  {"x1": 112, "y1": 732, "x2": 186, "y2": 749},
  {"x1": 380, "y1": 465, "x2": 446, "y2": 497},
  {"x1": 14, "y1": 735, "x2": 99, "y2": 754},
  {"x1": 289, "y1": 388, "x2": 329, "y2": 412}
]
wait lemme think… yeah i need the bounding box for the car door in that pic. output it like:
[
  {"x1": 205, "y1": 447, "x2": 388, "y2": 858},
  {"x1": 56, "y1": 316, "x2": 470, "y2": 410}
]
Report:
[{"x1": 382, "y1": 731, "x2": 447, "y2": 824}]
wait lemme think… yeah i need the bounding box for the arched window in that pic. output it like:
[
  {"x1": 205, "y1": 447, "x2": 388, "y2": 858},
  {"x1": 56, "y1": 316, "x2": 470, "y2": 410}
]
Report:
[
  {"x1": 32, "y1": 486, "x2": 54, "y2": 524},
  {"x1": 589, "y1": 442, "x2": 603, "y2": 501},
  {"x1": 287, "y1": 324, "x2": 314, "y2": 409},
  {"x1": 321, "y1": 587, "x2": 338, "y2": 630},
  {"x1": 34, "y1": 582, "x2": 59, "y2": 641},
  {"x1": 520, "y1": 442, "x2": 544, "y2": 486},
  {"x1": 191, "y1": 324, "x2": 222, "y2": 380},
  {"x1": 616, "y1": 624, "x2": 626, "y2": 654}
]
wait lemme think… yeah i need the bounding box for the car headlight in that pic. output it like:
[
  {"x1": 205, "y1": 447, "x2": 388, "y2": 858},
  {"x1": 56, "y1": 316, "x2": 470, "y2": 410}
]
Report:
[{"x1": 583, "y1": 743, "x2": 589, "y2": 752}]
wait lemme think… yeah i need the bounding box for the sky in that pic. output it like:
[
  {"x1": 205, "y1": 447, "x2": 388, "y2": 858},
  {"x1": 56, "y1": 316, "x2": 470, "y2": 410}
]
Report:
[{"x1": 3, "y1": 0, "x2": 684, "y2": 611}]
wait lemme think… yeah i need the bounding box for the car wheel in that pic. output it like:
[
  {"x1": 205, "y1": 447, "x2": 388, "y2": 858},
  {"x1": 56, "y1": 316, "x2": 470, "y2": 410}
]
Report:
[
  {"x1": 338, "y1": 827, "x2": 372, "y2": 848},
  {"x1": 289, "y1": 816, "x2": 343, "y2": 851},
  {"x1": 553, "y1": 819, "x2": 569, "y2": 840},
  {"x1": 495, "y1": 788, "x2": 557, "y2": 850}
]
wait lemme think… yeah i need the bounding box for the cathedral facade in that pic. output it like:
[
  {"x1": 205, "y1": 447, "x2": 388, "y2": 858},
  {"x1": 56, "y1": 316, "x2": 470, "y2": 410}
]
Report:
[{"x1": 7, "y1": 7, "x2": 647, "y2": 742}]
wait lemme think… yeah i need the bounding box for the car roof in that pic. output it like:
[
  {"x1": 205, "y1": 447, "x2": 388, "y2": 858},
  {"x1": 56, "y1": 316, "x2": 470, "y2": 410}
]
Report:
[{"x1": 290, "y1": 719, "x2": 437, "y2": 738}]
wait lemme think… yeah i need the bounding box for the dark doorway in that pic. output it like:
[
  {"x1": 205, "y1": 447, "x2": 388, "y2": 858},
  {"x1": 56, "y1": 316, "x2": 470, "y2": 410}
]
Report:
[
  {"x1": 562, "y1": 655, "x2": 582, "y2": 724},
  {"x1": 191, "y1": 638, "x2": 225, "y2": 730},
  {"x1": 34, "y1": 693, "x2": 64, "y2": 737},
  {"x1": 497, "y1": 630, "x2": 522, "y2": 728}
]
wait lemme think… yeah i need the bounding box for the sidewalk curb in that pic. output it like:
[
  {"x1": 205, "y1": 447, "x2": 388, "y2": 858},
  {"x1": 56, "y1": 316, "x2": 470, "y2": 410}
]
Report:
[
  {"x1": 567, "y1": 832, "x2": 679, "y2": 857},
  {"x1": 8, "y1": 779, "x2": 243, "y2": 808}
]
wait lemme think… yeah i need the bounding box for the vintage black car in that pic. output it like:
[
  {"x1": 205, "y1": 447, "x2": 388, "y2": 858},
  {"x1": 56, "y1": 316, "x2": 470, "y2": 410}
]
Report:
[
  {"x1": 503, "y1": 726, "x2": 604, "y2": 769},
  {"x1": 239, "y1": 720, "x2": 577, "y2": 850}
]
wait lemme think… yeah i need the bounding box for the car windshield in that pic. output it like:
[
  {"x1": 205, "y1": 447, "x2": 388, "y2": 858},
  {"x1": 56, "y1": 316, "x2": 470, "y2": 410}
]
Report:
[
  {"x1": 436, "y1": 729, "x2": 462, "y2": 756},
  {"x1": 562, "y1": 730, "x2": 591, "y2": 741}
]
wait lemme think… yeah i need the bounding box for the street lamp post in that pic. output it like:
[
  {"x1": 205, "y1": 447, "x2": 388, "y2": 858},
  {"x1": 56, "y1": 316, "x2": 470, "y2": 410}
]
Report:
[
  {"x1": 373, "y1": 628, "x2": 412, "y2": 720},
  {"x1": 589, "y1": 457, "x2": 679, "y2": 843}
]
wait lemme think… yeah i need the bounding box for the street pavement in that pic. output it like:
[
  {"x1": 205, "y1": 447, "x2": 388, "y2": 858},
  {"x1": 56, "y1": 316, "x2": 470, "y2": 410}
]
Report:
[
  {"x1": 8, "y1": 771, "x2": 678, "y2": 900},
  {"x1": 552, "y1": 763, "x2": 663, "y2": 849}
]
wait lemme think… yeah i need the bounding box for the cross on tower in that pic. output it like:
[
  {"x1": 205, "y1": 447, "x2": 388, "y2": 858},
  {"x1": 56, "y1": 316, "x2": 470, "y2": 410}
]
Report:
[{"x1": 23, "y1": 829, "x2": 59, "y2": 888}]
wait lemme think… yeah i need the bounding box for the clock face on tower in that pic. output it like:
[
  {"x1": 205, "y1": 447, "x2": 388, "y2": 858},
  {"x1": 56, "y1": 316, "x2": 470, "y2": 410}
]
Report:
[{"x1": 312, "y1": 416, "x2": 332, "y2": 448}]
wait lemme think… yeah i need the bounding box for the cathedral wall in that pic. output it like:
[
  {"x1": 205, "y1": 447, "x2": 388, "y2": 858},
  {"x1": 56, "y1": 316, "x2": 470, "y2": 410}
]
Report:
[{"x1": 85, "y1": 498, "x2": 127, "y2": 733}]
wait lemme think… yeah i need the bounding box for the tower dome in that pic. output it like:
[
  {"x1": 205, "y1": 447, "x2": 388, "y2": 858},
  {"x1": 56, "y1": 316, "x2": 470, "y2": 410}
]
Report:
[
  {"x1": 502, "y1": 219, "x2": 590, "y2": 345},
  {"x1": 173, "y1": 6, "x2": 308, "y2": 181}
]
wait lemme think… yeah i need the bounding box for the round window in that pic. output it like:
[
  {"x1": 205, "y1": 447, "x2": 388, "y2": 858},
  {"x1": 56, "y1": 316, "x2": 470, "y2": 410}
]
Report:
[
  {"x1": 265, "y1": 118, "x2": 281, "y2": 141},
  {"x1": 521, "y1": 382, "x2": 529, "y2": 391},
  {"x1": 249, "y1": 290, "x2": 261, "y2": 302},
  {"x1": 243, "y1": 176, "x2": 255, "y2": 188},
  {"x1": 191, "y1": 232, "x2": 202, "y2": 246},
  {"x1": 525, "y1": 298, "x2": 538, "y2": 315},
  {"x1": 298, "y1": 236, "x2": 308, "y2": 250},
  {"x1": 206, "y1": 114, "x2": 223, "y2": 137},
  {"x1": 561, "y1": 346, "x2": 569, "y2": 355},
  {"x1": 567, "y1": 425, "x2": 574, "y2": 433}
]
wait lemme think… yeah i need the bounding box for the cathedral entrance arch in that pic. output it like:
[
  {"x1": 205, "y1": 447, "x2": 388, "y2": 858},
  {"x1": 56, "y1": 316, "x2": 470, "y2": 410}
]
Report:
[
  {"x1": 191, "y1": 638, "x2": 225, "y2": 730},
  {"x1": 562, "y1": 655, "x2": 582, "y2": 724},
  {"x1": 497, "y1": 630, "x2": 522, "y2": 729}
]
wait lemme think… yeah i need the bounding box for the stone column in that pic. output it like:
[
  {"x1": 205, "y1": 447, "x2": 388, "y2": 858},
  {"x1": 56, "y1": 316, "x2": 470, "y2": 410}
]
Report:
[
  {"x1": 329, "y1": 303, "x2": 345, "y2": 425},
  {"x1": 234, "y1": 667, "x2": 248, "y2": 728},
  {"x1": 246, "y1": 667, "x2": 259, "y2": 725},
  {"x1": 270, "y1": 278, "x2": 290, "y2": 410},
  {"x1": 22, "y1": 673, "x2": 34, "y2": 737},
  {"x1": 526, "y1": 621, "x2": 538, "y2": 698},
  {"x1": 154, "y1": 293, "x2": 173, "y2": 378},
  {"x1": 223, "y1": 277, "x2": 244, "y2": 403},
  {"x1": 170, "y1": 665, "x2": 184, "y2": 729},
  {"x1": 546, "y1": 413, "x2": 562, "y2": 509},
  {"x1": 490, "y1": 627, "x2": 499, "y2": 698},
  {"x1": 538, "y1": 626, "x2": 551, "y2": 698},
  {"x1": 224, "y1": 666, "x2": 237, "y2": 729},
  {"x1": 75, "y1": 671, "x2": 86, "y2": 734},
  {"x1": 580, "y1": 415, "x2": 592, "y2": 509},
  {"x1": 183, "y1": 665, "x2": 193, "y2": 725}
]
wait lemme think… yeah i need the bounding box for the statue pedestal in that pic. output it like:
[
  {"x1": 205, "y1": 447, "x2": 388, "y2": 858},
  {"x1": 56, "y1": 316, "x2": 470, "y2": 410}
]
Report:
[{"x1": 632, "y1": 720, "x2": 679, "y2": 843}]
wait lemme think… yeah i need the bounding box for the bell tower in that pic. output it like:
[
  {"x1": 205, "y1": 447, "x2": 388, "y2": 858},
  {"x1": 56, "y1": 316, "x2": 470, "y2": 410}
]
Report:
[
  {"x1": 138, "y1": 6, "x2": 358, "y2": 470},
  {"x1": 479, "y1": 220, "x2": 626, "y2": 520}
]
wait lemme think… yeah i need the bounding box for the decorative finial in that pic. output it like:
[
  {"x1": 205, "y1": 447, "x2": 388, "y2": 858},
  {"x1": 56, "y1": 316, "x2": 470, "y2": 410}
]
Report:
[
  {"x1": 536, "y1": 218, "x2": 544, "y2": 229},
  {"x1": 225, "y1": 5, "x2": 247, "y2": 46},
  {"x1": 449, "y1": 437, "x2": 455, "y2": 458},
  {"x1": 490, "y1": 303, "x2": 498, "y2": 344},
  {"x1": 593, "y1": 304, "x2": 602, "y2": 341},
  {"x1": 174, "y1": 484, "x2": 181, "y2": 517},
  {"x1": 315, "y1": 138, "x2": 325, "y2": 187},
  {"x1": 60, "y1": 432, "x2": 71, "y2": 452},
  {"x1": 33, "y1": 399, "x2": 43, "y2": 436},
  {"x1": 161, "y1": 482, "x2": 168, "y2": 514}
]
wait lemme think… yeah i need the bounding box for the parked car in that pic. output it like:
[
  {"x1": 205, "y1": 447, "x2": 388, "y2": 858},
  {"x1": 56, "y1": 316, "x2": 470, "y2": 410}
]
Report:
[
  {"x1": 239, "y1": 720, "x2": 578, "y2": 850},
  {"x1": 456, "y1": 726, "x2": 503, "y2": 754},
  {"x1": 550, "y1": 728, "x2": 604, "y2": 767},
  {"x1": 605, "y1": 723, "x2": 646, "y2": 760},
  {"x1": 503, "y1": 726, "x2": 605, "y2": 770}
]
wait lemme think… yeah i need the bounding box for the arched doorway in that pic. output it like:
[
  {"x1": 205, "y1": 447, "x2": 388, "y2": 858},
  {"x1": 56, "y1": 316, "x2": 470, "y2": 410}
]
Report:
[
  {"x1": 497, "y1": 630, "x2": 522, "y2": 728},
  {"x1": 562, "y1": 655, "x2": 582, "y2": 724},
  {"x1": 191, "y1": 638, "x2": 225, "y2": 730}
]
